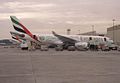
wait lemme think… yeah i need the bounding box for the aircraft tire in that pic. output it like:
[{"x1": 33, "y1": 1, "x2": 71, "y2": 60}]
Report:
[
  {"x1": 55, "y1": 47, "x2": 63, "y2": 51},
  {"x1": 67, "y1": 46, "x2": 76, "y2": 51}
]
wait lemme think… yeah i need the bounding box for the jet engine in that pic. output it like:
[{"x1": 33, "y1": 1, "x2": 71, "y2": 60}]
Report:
[
  {"x1": 75, "y1": 42, "x2": 88, "y2": 51},
  {"x1": 54, "y1": 40, "x2": 63, "y2": 45}
]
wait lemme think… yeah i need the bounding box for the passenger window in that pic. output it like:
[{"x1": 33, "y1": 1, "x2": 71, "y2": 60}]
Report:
[
  {"x1": 39, "y1": 36, "x2": 45, "y2": 41},
  {"x1": 89, "y1": 37, "x2": 92, "y2": 40},
  {"x1": 104, "y1": 38, "x2": 106, "y2": 41}
]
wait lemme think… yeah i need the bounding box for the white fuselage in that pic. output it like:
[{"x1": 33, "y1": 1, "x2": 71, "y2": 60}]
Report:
[
  {"x1": 17, "y1": 33, "x2": 113, "y2": 46},
  {"x1": 34, "y1": 34, "x2": 113, "y2": 46}
]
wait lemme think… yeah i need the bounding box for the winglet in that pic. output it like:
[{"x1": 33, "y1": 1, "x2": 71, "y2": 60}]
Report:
[{"x1": 52, "y1": 31, "x2": 57, "y2": 35}]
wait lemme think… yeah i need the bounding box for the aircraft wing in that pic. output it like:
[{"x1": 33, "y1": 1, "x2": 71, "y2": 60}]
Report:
[{"x1": 52, "y1": 31, "x2": 77, "y2": 45}]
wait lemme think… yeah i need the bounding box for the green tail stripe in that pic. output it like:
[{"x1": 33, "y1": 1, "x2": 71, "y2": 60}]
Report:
[{"x1": 11, "y1": 17, "x2": 21, "y2": 27}]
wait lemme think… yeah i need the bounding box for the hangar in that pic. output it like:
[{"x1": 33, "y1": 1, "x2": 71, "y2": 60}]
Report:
[{"x1": 107, "y1": 25, "x2": 120, "y2": 45}]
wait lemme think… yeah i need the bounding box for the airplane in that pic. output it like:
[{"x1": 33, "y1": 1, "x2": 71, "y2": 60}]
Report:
[
  {"x1": 10, "y1": 31, "x2": 25, "y2": 43},
  {"x1": 10, "y1": 31, "x2": 31, "y2": 50},
  {"x1": 10, "y1": 16, "x2": 114, "y2": 51}
]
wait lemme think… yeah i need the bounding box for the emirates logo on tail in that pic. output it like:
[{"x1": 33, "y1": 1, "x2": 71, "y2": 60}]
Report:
[{"x1": 10, "y1": 16, "x2": 38, "y2": 40}]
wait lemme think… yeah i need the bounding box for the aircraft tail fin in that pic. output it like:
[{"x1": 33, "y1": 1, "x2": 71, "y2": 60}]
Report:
[
  {"x1": 10, "y1": 31, "x2": 22, "y2": 42},
  {"x1": 10, "y1": 16, "x2": 33, "y2": 38}
]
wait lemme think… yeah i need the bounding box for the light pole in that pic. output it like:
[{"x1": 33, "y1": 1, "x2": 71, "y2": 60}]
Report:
[
  {"x1": 78, "y1": 30, "x2": 80, "y2": 35},
  {"x1": 112, "y1": 19, "x2": 115, "y2": 42},
  {"x1": 67, "y1": 29, "x2": 71, "y2": 35},
  {"x1": 92, "y1": 25, "x2": 94, "y2": 35}
]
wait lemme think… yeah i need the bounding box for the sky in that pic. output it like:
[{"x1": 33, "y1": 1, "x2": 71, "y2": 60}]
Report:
[{"x1": 0, "y1": 0, "x2": 120, "y2": 39}]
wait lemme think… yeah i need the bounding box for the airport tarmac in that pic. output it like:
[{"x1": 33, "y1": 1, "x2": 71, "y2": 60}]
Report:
[{"x1": 0, "y1": 47, "x2": 120, "y2": 83}]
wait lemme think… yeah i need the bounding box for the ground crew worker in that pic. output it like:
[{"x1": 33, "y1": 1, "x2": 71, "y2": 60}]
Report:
[
  {"x1": 94, "y1": 39, "x2": 99, "y2": 51},
  {"x1": 88, "y1": 37, "x2": 94, "y2": 51}
]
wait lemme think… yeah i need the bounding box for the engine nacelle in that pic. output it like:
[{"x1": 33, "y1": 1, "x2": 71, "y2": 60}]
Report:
[
  {"x1": 54, "y1": 40, "x2": 63, "y2": 45},
  {"x1": 75, "y1": 42, "x2": 88, "y2": 50}
]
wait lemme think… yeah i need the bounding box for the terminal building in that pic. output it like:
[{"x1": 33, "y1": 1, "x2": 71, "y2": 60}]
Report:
[
  {"x1": 78, "y1": 31, "x2": 105, "y2": 36},
  {"x1": 79, "y1": 31, "x2": 97, "y2": 35},
  {"x1": 107, "y1": 25, "x2": 120, "y2": 45}
]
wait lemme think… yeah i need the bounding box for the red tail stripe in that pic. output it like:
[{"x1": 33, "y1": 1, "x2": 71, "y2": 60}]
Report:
[
  {"x1": 16, "y1": 36, "x2": 22, "y2": 42},
  {"x1": 19, "y1": 23, "x2": 33, "y2": 38}
]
